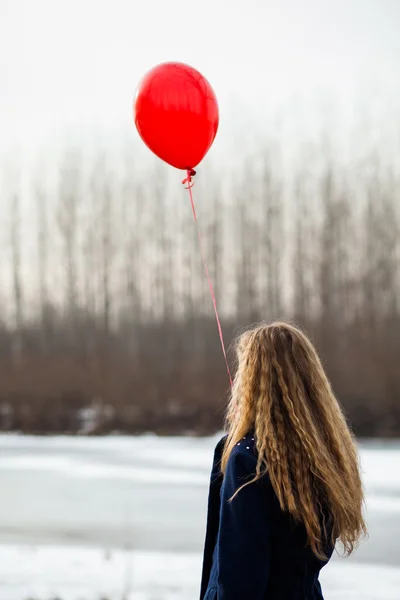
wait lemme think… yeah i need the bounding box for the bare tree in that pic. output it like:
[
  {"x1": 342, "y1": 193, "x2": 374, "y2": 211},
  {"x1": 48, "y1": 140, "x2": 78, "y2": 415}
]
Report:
[
  {"x1": 10, "y1": 181, "x2": 23, "y2": 366},
  {"x1": 260, "y1": 155, "x2": 283, "y2": 319},
  {"x1": 35, "y1": 177, "x2": 50, "y2": 353},
  {"x1": 58, "y1": 151, "x2": 80, "y2": 349},
  {"x1": 120, "y1": 173, "x2": 143, "y2": 358},
  {"x1": 235, "y1": 169, "x2": 258, "y2": 322},
  {"x1": 293, "y1": 174, "x2": 311, "y2": 323},
  {"x1": 100, "y1": 176, "x2": 113, "y2": 337}
]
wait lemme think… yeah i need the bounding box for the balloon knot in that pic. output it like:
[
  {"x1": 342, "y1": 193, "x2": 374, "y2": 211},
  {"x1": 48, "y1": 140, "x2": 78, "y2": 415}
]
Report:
[{"x1": 182, "y1": 168, "x2": 196, "y2": 189}]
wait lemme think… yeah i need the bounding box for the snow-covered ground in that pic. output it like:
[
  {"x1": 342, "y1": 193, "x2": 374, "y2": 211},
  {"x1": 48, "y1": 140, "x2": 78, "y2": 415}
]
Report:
[
  {"x1": 0, "y1": 434, "x2": 399, "y2": 599},
  {"x1": 1, "y1": 544, "x2": 400, "y2": 600}
]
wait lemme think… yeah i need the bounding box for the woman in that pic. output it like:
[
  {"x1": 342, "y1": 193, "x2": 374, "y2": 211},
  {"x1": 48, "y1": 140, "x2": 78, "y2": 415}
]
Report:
[{"x1": 200, "y1": 321, "x2": 366, "y2": 600}]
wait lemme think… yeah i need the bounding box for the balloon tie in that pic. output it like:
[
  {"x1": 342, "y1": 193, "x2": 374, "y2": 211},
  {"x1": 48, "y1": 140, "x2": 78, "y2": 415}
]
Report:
[
  {"x1": 183, "y1": 169, "x2": 233, "y2": 388},
  {"x1": 182, "y1": 168, "x2": 196, "y2": 189}
]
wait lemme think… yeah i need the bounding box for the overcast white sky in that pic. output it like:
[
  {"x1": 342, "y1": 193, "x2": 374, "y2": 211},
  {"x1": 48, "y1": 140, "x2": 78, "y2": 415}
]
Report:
[{"x1": 1, "y1": 0, "x2": 400, "y2": 163}]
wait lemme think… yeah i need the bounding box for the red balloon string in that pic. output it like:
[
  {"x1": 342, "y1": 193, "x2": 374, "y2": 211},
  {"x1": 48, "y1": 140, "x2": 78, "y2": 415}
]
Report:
[{"x1": 183, "y1": 169, "x2": 233, "y2": 388}]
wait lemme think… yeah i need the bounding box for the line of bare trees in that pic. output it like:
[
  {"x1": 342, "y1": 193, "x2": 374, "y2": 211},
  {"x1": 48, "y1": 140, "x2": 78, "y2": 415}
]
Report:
[{"x1": 0, "y1": 139, "x2": 399, "y2": 436}]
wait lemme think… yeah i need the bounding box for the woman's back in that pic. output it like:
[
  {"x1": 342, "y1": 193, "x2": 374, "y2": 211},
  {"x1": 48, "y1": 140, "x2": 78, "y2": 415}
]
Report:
[
  {"x1": 201, "y1": 434, "x2": 333, "y2": 600},
  {"x1": 200, "y1": 322, "x2": 366, "y2": 600}
]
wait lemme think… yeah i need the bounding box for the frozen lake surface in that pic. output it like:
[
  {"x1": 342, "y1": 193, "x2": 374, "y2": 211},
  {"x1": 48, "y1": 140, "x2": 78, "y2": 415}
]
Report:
[{"x1": 0, "y1": 434, "x2": 399, "y2": 599}]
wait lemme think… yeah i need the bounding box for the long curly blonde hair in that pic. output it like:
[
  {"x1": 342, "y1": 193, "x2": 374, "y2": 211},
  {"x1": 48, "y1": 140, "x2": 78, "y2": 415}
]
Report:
[{"x1": 221, "y1": 321, "x2": 367, "y2": 559}]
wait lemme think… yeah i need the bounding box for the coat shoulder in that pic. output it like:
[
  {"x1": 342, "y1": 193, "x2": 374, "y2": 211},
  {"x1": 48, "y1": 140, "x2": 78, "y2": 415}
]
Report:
[
  {"x1": 211, "y1": 435, "x2": 227, "y2": 467},
  {"x1": 215, "y1": 434, "x2": 228, "y2": 453},
  {"x1": 230, "y1": 431, "x2": 257, "y2": 460},
  {"x1": 212, "y1": 432, "x2": 259, "y2": 475},
  {"x1": 223, "y1": 432, "x2": 259, "y2": 480}
]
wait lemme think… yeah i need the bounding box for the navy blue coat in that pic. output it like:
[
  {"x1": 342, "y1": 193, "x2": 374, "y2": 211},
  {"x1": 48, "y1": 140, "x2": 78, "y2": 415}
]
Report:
[{"x1": 200, "y1": 434, "x2": 333, "y2": 600}]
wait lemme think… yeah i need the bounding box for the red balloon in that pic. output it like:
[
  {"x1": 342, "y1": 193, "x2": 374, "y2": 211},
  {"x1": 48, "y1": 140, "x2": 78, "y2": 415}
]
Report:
[{"x1": 134, "y1": 62, "x2": 219, "y2": 171}]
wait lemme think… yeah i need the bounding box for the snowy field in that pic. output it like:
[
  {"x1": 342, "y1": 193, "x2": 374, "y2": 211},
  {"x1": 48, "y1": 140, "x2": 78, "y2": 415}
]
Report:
[
  {"x1": 2, "y1": 545, "x2": 400, "y2": 600},
  {"x1": 0, "y1": 434, "x2": 399, "y2": 599}
]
